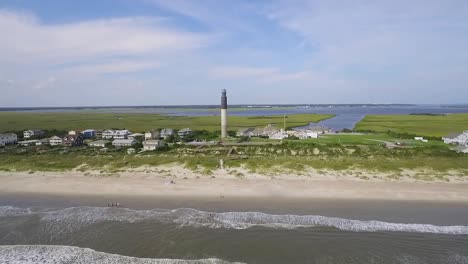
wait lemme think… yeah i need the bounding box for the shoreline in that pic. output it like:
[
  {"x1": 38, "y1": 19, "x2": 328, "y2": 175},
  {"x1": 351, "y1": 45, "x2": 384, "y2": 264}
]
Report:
[{"x1": 1, "y1": 167, "x2": 468, "y2": 203}]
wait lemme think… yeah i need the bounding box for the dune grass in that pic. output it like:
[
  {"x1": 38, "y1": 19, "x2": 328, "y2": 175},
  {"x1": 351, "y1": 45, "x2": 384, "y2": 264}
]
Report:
[
  {"x1": 355, "y1": 114, "x2": 468, "y2": 137},
  {"x1": 0, "y1": 112, "x2": 333, "y2": 133}
]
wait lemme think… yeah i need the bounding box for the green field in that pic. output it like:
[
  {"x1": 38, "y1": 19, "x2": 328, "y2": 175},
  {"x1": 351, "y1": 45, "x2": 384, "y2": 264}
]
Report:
[
  {"x1": 355, "y1": 114, "x2": 468, "y2": 137},
  {"x1": 0, "y1": 112, "x2": 334, "y2": 133}
]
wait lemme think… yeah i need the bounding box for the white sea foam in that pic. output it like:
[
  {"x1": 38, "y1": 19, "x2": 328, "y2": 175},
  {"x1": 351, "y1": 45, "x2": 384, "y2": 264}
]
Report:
[
  {"x1": 1, "y1": 206, "x2": 468, "y2": 235},
  {"x1": 0, "y1": 245, "x2": 243, "y2": 264}
]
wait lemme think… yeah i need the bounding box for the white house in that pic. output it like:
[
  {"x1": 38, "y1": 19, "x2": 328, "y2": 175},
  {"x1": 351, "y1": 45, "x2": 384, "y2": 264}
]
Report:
[
  {"x1": 414, "y1": 137, "x2": 428, "y2": 143},
  {"x1": 68, "y1": 130, "x2": 77, "y2": 135},
  {"x1": 237, "y1": 128, "x2": 256, "y2": 137},
  {"x1": 0, "y1": 133, "x2": 17, "y2": 146},
  {"x1": 177, "y1": 128, "x2": 193, "y2": 138},
  {"x1": 102, "y1": 130, "x2": 115, "y2": 139},
  {"x1": 112, "y1": 139, "x2": 137, "y2": 147},
  {"x1": 295, "y1": 130, "x2": 319, "y2": 139},
  {"x1": 443, "y1": 131, "x2": 468, "y2": 145},
  {"x1": 49, "y1": 136, "x2": 63, "y2": 146},
  {"x1": 113, "y1": 130, "x2": 131, "y2": 139},
  {"x1": 160, "y1": 128, "x2": 174, "y2": 139},
  {"x1": 18, "y1": 140, "x2": 40, "y2": 146},
  {"x1": 143, "y1": 140, "x2": 166, "y2": 151},
  {"x1": 145, "y1": 130, "x2": 160, "y2": 140},
  {"x1": 89, "y1": 140, "x2": 109, "y2": 148},
  {"x1": 269, "y1": 131, "x2": 288, "y2": 140},
  {"x1": 23, "y1": 129, "x2": 44, "y2": 139}
]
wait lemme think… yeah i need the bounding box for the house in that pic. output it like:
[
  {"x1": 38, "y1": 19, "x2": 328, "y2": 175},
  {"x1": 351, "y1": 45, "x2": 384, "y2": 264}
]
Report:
[
  {"x1": 112, "y1": 139, "x2": 137, "y2": 147},
  {"x1": 145, "y1": 130, "x2": 160, "y2": 140},
  {"x1": 160, "y1": 128, "x2": 175, "y2": 139},
  {"x1": 299, "y1": 126, "x2": 331, "y2": 134},
  {"x1": 128, "y1": 133, "x2": 144, "y2": 140},
  {"x1": 263, "y1": 124, "x2": 280, "y2": 137},
  {"x1": 237, "y1": 128, "x2": 256, "y2": 137},
  {"x1": 114, "y1": 130, "x2": 131, "y2": 139},
  {"x1": 0, "y1": 133, "x2": 17, "y2": 146},
  {"x1": 102, "y1": 130, "x2": 115, "y2": 139},
  {"x1": 143, "y1": 140, "x2": 166, "y2": 151},
  {"x1": 23, "y1": 129, "x2": 44, "y2": 139},
  {"x1": 178, "y1": 128, "x2": 192, "y2": 138},
  {"x1": 49, "y1": 136, "x2": 63, "y2": 146},
  {"x1": 414, "y1": 137, "x2": 428, "y2": 143},
  {"x1": 89, "y1": 140, "x2": 109, "y2": 148},
  {"x1": 443, "y1": 131, "x2": 468, "y2": 145},
  {"x1": 269, "y1": 130, "x2": 288, "y2": 140},
  {"x1": 18, "y1": 140, "x2": 39, "y2": 146},
  {"x1": 63, "y1": 134, "x2": 84, "y2": 147},
  {"x1": 95, "y1": 130, "x2": 104, "y2": 139},
  {"x1": 81, "y1": 129, "x2": 96, "y2": 139},
  {"x1": 36, "y1": 138, "x2": 49, "y2": 145},
  {"x1": 294, "y1": 130, "x2": 319, "y2": 139},
  {"x1": 453, "y1": 145, "x2": 468, "y2": 154},
  {"x1": 68, "y1": 130, "x2": 77, "y2": 135}
]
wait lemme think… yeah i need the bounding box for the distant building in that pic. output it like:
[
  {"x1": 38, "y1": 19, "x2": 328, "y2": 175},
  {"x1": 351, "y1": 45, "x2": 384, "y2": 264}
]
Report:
[
  {"x1": 127, "y1": 148, "x2": 136, "y2": 154},
  {"x1": 269, "y1": 130, "x2": 288, "y2": 140},
  {"x1": 23, "y1": 129, "x2": 44, "y2": 139},
  {"x1": 143, "y1": 140, "x2": 166, "y2": 151},
  {"x1": 81, "y1": 129, "x2": 96, "y2": 139},
  {"x1": 293, "y1": 130, "x2": 319, "y2": 139},
  {"x1": 263, "y1": 124, "x2": 280, "y2": 137},
  {"x1": 112, "y1": 139, "x2": 137, "y2": 147},
  {"x1": 128, "y1": 133, "x2": 144, "y2": 140},
  {"x1": 18, "y1": 140, "x2": 40, "y2": 146},
  {"x1": 443, "y1": 131, "x2": 468, "y2": 145},
  {"x1": 36, "y1": 138, "x2": 49, "y2": 146},
  {"x1": 145, "y1": 130, "x2": 160, "y2": 140},
  {"x1": 237, "y1": 128, "x2": 256, "y2": 137},
  {"x1": 89, "y1": 140, "x2": 109, "y2": 148},
  {"x1": 414, "y1": 137, "x2": 428, "y2": 143},
  {"x1": 63, "y1": 134, "x2": 84, "y2": 147},
  {"x1": 160, "y1": 128, "x2": 175, "y2": 139},
  {"x1": 49, "y1": 136, "x2": 63, "y2": 146},
  {"x1": 297, "y1": 126, "x2": 331, "y2": 134},
  {"x1": 68, "y1": 130, "x2": 77, "y2": 135},
  {"x1": 102, "y1": 130, "x2": 115, "y2": 139},
  {"x1": 177, "y1": 128, "x2": 192, "y2": 138},
  {"x1": 0, "y1": 133, "x2": 17, "y2": 146},
  {"x1": 113, "y1": 130, "x2": 131, "y2": 139}
]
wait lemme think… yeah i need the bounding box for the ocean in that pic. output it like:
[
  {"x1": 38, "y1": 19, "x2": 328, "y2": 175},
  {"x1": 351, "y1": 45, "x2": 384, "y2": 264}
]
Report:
[{"x1": 1, "y1": 195, "x2": 467, "y2": 263}]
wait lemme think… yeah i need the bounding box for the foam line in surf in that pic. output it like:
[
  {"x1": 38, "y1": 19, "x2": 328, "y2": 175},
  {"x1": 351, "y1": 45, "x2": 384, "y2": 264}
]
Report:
[{"x1": 1, "y1": 206, "x2": 467, "y2": 235}]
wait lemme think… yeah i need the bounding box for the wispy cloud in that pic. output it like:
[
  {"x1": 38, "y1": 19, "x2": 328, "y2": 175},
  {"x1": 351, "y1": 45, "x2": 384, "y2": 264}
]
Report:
[{"x1": 210, "y1": 66, "x2": 310, "y2": 83}]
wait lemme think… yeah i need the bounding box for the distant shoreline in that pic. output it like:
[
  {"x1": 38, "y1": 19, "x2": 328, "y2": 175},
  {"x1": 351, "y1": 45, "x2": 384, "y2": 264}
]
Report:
[{"x1": 1, "y1": 168, "x2": 468, "y2": 203}]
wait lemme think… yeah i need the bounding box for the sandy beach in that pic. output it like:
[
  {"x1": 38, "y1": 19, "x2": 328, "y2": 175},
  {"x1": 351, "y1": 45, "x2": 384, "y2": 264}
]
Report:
[{"x1": 1, "y1": 166, "x2": 468, "y2": 203}]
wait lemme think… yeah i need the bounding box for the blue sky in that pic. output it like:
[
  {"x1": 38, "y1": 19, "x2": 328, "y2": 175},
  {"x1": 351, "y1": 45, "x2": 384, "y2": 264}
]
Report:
[{"x1": 1, "y1": 0, "x2": 468, "y2": 106}]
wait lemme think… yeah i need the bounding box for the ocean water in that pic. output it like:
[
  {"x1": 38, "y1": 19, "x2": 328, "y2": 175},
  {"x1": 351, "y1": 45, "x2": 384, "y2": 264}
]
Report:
[{"x1": 1, "y1": 201, "x2": 468, "y2": 264}]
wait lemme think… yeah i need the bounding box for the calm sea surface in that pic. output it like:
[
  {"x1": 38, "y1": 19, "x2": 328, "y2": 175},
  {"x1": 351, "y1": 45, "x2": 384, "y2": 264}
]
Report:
[
  {"x1": 4, "y1": 104, "x2": 468, "y2": 131},
  {"x1": 1, "y1": 194, "x2": 467, "y2": 263}
]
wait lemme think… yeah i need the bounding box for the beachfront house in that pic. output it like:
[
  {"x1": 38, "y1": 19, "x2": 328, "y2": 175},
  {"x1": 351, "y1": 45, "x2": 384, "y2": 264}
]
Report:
[
  {"x1": 49, "y1": 136, "x2": 63, "y2": 146},
  {"x1": 145, "y1": 130, "x2": 160, "y2": 140},
  {"x1": 269, "y1": 130, "x2": 288, "y2": 140},
  {"x1": 80, "y1": 129, "x2": 96, "y2": 139},
  {"x1": 114, "y1": 130, "x2": 131, "y2": 139},
  {"x1": 443, "y1": 131, "x2": 468, "y2": 145},
  {"x1": 0, "y1": 133, "x2": 17, "y2": 147},
  {"x1": 23, "y1": 129, "x2": 44, "y2": 139},
  {"x1": 237, "y1": 128, "x2": 256, "y2": 138},
  {"x1": 63, "y1": 134, "x2": 84, "y2": 147},
  {"x1": 177, "y1": 128, "x2": 192, "y2": 138},
  {"x1": 160, "y1": 128, "x2": 175, "y2": 139},
  {"x1": 112, "y1": 139, "x2": 137, "y2": 147},
  {"x1": 102, "y1": 130, "x2": 115, "y2": 139},
  {"x1": 89, "y1": 140, "x2": 109, "y2": 148},
  {"x1": 143, "y1": 140, "x2": 166, "y2": 151}
]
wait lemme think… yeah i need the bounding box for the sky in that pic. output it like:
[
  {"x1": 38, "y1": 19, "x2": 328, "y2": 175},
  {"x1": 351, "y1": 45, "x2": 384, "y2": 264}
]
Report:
[{"x1": 1, "y1": 0, "x2": 467, "y2": 107}]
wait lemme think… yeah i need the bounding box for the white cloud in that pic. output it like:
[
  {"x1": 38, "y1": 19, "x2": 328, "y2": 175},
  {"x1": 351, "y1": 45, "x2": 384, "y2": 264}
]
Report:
[
  {"x1": 62, "y1": 60, "x2": 160, "y2": 75},
  {"x1": 33, "y1": 76, "x2": 56, "y2": 90},
  {"x1": 0, "y1": 9, "x2": 211, "y2": 64}
]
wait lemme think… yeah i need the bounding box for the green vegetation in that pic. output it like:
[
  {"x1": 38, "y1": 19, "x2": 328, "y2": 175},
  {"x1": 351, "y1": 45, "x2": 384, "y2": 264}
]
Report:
[
  {"x1": 0, "y1": 112, "x2": 333, "y2": 133},
  {"x1": 355, "y1": 114, "x2": 468, "y2": 137},
  {"x1": 1, "y1": 135, "x2": 467, "y2": 179}
]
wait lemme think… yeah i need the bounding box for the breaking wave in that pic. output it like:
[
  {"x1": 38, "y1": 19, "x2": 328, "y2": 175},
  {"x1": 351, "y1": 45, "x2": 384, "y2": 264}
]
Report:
[
  {"x1": 1, "y1": 206, "x2": 468, "y2": 235},
  {"x1": 0, "y1": 245, "x2": 242, "y2": 264}
]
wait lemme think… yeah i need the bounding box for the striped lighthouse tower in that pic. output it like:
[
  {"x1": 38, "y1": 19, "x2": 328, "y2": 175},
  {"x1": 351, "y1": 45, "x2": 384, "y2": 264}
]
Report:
[{"x1": 221, "y1": 89, "x2": 228, "y2": 138}]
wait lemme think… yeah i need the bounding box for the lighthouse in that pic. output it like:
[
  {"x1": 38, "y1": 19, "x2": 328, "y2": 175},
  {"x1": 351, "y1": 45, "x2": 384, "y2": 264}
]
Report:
[{"x1": 221, "y1": 89, "x2": 228, "y2": 138}]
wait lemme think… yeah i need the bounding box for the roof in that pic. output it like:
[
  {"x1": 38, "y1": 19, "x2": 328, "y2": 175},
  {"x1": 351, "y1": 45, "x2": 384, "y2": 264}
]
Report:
[
  {"x1": 25, "y1": 129, "x2": 43, "y2": 133},
  {"x1": 81, "y1": 129, "x2": 95, "y2": 133},
  {"x1": 179, "y1": 128, "x2": 192, "y2": 132},
  {"x1": 112, "y1": 139, "x2": 136, "y2": 144},
  {"x1": 143, "y1": 140, "x2": 164, "y2": 146},
  {"x1": 90, "y1": 140, "x2": 109, "y2": 144},
  {"x1": 50, "y1": 136, "x2": 62, "y2": 140},
  {"x1": 0, "y1": 133, "x2": 17, "y2": 136},
  {"x1": 238, "y1": 128, "x2": 255, "y2": 133}
]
